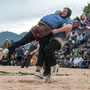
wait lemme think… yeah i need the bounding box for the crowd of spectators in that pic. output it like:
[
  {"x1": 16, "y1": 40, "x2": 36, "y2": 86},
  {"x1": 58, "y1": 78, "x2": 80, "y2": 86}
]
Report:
[
  {"x1": 0, "y1": 39, "x2": 38, "y2": 67},
  {"x1": 55, "y1": 14, "x2": 90, "y2": 69}
]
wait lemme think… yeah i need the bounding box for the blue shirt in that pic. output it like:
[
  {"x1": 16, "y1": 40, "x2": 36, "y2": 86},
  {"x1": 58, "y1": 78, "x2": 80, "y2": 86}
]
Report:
[
  {"x1": 52, "y1": 18, "x2": 73, "y2": 40},
  {"x1": 41, "y1": 14, "x2": 65, "y2": 29},
  {"x1": 41, "y1": 13, "x2": 73, "y2": 40},
  {"x1": 29, "y1": 44, "x2": 36, "y2": 52}
]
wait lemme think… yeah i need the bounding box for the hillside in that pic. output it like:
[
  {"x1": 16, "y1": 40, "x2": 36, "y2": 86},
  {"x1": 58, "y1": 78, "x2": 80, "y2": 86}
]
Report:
[{"x1": 0, "y1": 31, "x2": 28, "y2": 45}]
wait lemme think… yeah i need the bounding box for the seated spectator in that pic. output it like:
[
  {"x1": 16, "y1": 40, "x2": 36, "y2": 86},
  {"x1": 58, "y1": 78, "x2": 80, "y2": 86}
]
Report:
[
  {"x1": 77, "y1": 32, "x2": 83, "y2": 44},
  {"x1": 80, "y1": 52, "x2": 88, "y2": 68},
  {"x1": 21, "y1": 41, "x2": 39, "y2": 68},
  {"x1": 73, "y1": 55, "x2": 84, "y2": 68},
  {"x1": 69, "y1": 55, "x2": 74, "y2": 68},
  {"x1": 16, "y1": 46, "x2": 25, "y2": 66},
  {"x1": 64, "y1": 54, "x2": 70, "y2": 67},
  {"x1": 82, "y1": 32, "x2": 88, "y2": 43},
  {"x1": 86, "y1": 39, "x2": 90, "y2": 49}
]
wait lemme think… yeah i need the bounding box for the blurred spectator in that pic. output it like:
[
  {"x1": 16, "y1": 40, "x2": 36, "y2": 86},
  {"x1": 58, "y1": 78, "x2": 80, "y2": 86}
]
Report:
[
  {"x1": 73, "y1": 55, "x2": 84, "y2": 68},
  {"x1": 21, "y1": 41, "x2": 39, "y2": 68},
  {"x1": 4, "y1": 39, "x2": 9, "y2": 48},
  {"x1": 16, "y1": 46, "x2": 24, "y2": 66},
  {"x1": 10, "y1": 40, "x2": 14, "y2": 45}
]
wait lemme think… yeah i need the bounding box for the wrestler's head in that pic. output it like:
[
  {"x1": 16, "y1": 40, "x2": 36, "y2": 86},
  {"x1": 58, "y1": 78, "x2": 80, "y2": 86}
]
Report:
[{"x1": 62, "y1": 7, "x2": 72, "y2": 18}]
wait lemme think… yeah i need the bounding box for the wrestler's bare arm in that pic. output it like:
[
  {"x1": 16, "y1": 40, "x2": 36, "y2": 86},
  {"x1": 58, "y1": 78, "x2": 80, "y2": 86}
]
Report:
[{"x1": 52, "y1": 24, "x2": 73, "y2": 36}]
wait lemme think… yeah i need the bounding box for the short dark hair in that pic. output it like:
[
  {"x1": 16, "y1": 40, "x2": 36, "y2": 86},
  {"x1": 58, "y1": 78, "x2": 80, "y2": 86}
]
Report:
[{"x1": 65, "y1": 7, "x2": 72, "y2": 17}]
